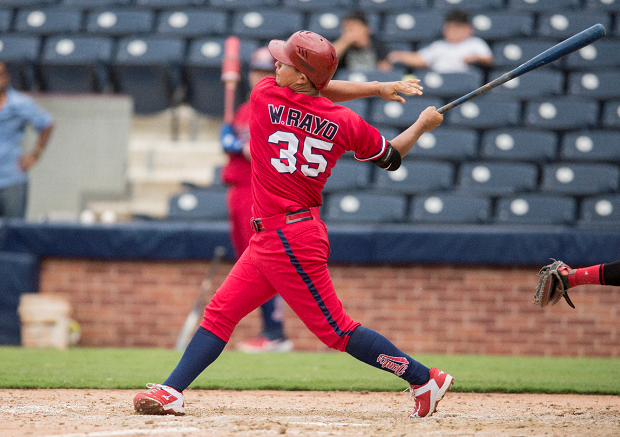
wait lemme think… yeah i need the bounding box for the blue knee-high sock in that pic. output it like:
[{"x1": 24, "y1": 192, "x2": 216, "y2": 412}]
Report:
[
  {"x1": 345, "y1": 326, "x2": 430, "y2": 386},
  {"x1": 163, "y1": 327, "x2": 226, "y2": 392},
  {"x1": 260, "y1": 296, "x2": 285, "y2": 340}
]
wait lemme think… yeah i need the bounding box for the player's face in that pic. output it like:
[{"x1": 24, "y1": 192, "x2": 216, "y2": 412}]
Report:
[{"x1": 274, "y1": 61, "x2": 302, "y2": 88}]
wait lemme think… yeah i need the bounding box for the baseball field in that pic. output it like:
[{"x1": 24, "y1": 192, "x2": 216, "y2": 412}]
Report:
[{"x1": 2, "y1": 348, "x2": 619, "y2": 436}]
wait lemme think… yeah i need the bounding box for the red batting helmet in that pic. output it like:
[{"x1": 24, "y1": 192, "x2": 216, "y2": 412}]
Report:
[{"x1": 268, "y1": 31, "x2": 338, "y2": 90}]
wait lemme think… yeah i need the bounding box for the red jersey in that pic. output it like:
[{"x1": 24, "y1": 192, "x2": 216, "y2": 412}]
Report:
[
  {"x1": 221, "y1": 101, "x2": 252, "y2": 187},
  {"x1": 249, "y1": 77, "x2": 386, "y2": 217}
]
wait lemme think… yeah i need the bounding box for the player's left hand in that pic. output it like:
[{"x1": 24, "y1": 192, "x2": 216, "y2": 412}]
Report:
[{"x1": 379, "y1": 80, "x2": 423, "y2": 103}]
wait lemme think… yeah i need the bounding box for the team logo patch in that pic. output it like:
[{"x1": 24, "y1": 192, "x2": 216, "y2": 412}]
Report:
[{"x1": 377, "y1": 354, "x2": 409, "y2": 376}]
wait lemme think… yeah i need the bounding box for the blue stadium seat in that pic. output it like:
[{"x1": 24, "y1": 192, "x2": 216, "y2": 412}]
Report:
[
  {"x1": 445, "y1": 99, "x2": 521, "y2": 129},
  {"x1": 0, "y1": 35, "x2": 40, "y2": 90},
  {"x1": 209, "y1": 0, "x2": 279, "y2": 10},
  {"x1": 369, "y1": 97, "x2": 443, "y2": 129},
  {"x1": 135, "y1": 0, "x2": 207, "y2": 7},
  {"x1": 458, "y1": 162, "x2": 538, "y2": 195},
  {"x1": 86, "y1": 9, "x2": 154, "y2": 36},
  {"x1": 14, "y1": 8, "x2": 81, "y2": 35},
  {"x1": 492, "y1": 39, "x2": 562, "y2": 69},
  {"x1": 373, "y1": 161, "x2": 454, "y2": 194},
  {"x1": 568, "y1": 71, "x2": 620, "y2": 99},
  {"x1": 167, "y1": 188, "x2": 228, "y2": 221},
  {"x1": 409, "y1": 194, "x2": 491, "y2": 224},
  {"x1": 602, "y1": 100, "x2": 620, "y2": 128},
  {"x1": 232, "y1": 9, "x2": 303, "y2": 40},
  {"x1": 0, "y1": 0, "x2": 55, "y2": 6},
  {"x1": 307, "y1": 11, "x2": 380, "y2": 41},
  {"x1": 537, "y1": 12, "x2": 610, "y2": 39},
  {"x1": 157, "y1": 10, "x2": 227, "y2": 37},
  {"x1": 382, "y1": 11, "x2": 443, "y2": 43},
  {"x1": 489, "y1": 69, "x2": 563, "y2": 98},
  {"x1": 416, "y1": 70, "x2": 484, "y2": 99},
  {"x1": 495, "y1": 195, "x2": 576, "y2": 225},
  {"x1": 481, "y1": 129, "x2": 557, "y2": 162},
  {"x1": 541, "y1": 163, "x2": 620, "y2": 196},
  {"x1": 565, "y1": 40, "x2": 620, "y2": 70},
  {"x1": 324, "y1": 192, "x2": 407, "y2": 223},
  {"x1": 585, "y1": 0, "x2": 620, "y2": 10},
  {"x1": 0, "y1": 10, "x2": 11, "y2": 33},
  {"x1": 39, "y1": 36, "x2": 113, "y2": 93},
  {"x1": 185, "y1": 37, "x2": 258, "y2": 116},
  {"x1": 333, "y1": 68, "x2": 407, "y2": 83},
  {"x1": 579, "y1": 195, "x2": 620, "y2": 227},
  {"x1": 407, "y1": 128, "x2": 478, "y2": 161},
  {"x1": 433, "y1": 0, "x2": 504, "y2": 10},
  {"x1": 61, "y1": 0, "x2": 132, "y2": 8},
  {"x1": 113, "y1": 37, "x2": 185, "y2": 114},
  {"x1": 284, "y1": 0, "x2": 355, "y2": 11},
  {"x1": 323, "y1": 160, "x2": 372, "y2": 193},
  {"x1": 561, "y1": 131, "x2": 620, "y2": 162},
  {"x1": 524, "y1": 98, "x2": 599, "y2": 130},
  {"x1": 336, "y1": 99, "x2": 369, "y2": 119},
  {"x1": 357, "y1": 0, "x2": 427, "y2": 12},
  {"x1": 508, "y1": 0, "x2": 581, "y2": 11},
  {"x1": 470, "y1": 11, "x2": 534, "y2": 40}
]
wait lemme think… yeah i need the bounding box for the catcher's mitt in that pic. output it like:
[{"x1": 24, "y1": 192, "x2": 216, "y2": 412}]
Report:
[{"x1": 534, "y1": 259, "x2": 575, "y2": 309}]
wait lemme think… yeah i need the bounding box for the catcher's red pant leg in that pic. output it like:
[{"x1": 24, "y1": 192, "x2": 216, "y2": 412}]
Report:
[
  {"x1": 251, "y1": 219, "x2": 360, "y2": 352},
  {"x1": 226, "y1": 185, "x2": 253, "y2": 259},
  {"x1": 200, "y1": 248, "x2": 276, "y2": 341}
]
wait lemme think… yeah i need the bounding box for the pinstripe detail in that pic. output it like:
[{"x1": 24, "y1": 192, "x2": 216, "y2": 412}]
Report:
[{"x1": 277, "y1": 229, "x2": 354, "y2": 338}]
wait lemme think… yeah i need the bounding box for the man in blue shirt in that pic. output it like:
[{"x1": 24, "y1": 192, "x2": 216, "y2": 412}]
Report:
[{"x1": 0, "y1": 61, "x2": 54, "y2": 218}]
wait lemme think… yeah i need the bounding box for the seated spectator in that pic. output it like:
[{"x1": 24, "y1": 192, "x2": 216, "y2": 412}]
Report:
[
  {"x1": 387, "y1": 9, "x2": 493, "y2": 73},
  {"x1": 332, "y1": 11, "x2": 391, "y2": 72}
]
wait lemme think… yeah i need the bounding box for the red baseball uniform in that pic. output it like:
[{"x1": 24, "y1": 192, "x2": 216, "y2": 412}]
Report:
[{"x1": 201, "y1": 77, "x2": 387, "y2": 351}]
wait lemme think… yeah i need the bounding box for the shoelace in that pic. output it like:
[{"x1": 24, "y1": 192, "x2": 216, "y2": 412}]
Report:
[
  {"x1": 145, "y1": 383, "x2": 163, "y2": 392},
  {"x1": 402, "y1": 386, "x2": 416, "y2": 404}
]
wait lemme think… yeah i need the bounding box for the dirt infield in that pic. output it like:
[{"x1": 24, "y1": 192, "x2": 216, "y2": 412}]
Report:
[{"x1": 2, "y1": 389, "x2": 619, "y2": 437}]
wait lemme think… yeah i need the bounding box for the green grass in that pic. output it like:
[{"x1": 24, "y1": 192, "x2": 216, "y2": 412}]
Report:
[{"x1": 1, "y1": 347, "x2": 619, "y2": 394}]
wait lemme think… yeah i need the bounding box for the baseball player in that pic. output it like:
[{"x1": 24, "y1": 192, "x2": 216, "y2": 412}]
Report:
[
  {"x1": 221, "y1": 46, "x2": 293, "y2": 353},
  {"x1": 535, "y1": 259, "x2": 620, "y2": 308},
  {"x1": 134, "y1": 31, "x2": 451, "y2": 419}
]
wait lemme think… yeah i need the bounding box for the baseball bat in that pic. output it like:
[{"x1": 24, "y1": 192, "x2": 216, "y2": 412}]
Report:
[
  {"x1": 175, "y1": 246, "x2": 227, "y2": 351},
  {"x1": 222, "y1": 36, "x2": 241, "y2": 124},
  {"x1": 436, "y1": 23, "x2": 606, "y2": 114}
]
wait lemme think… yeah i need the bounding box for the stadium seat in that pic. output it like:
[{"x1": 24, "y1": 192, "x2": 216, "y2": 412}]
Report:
[
  {"x1": 457, "y1": 162, "x2": 538, "y2": 195},
  {"x1": 0, "y1": 10, "x2": 11, "y2": 33},
  {"x1": 39, "y1": 36, "x2": 113, "y2": 93},
  {"x1": 232, "y1": 9, "x2": 303, "y2": 40},
  {"x1": 537, "y1": 12, "x2": 610, "y2": 39},
  {"x1": 357, "y1": 0, "x2": 427, "y2": 12},
  {"x1": 565, "y1": 40, "x2": 620, "y2": 70},
  {"x1": 409, "y1": 194, "x2": 491, "y2": 224},
  {"x1": 324, "y1": 192, "x2": 407, "y2": 223},
  {"x1": 307, "y1": 11, "x2": 380, "y2": 41},
  {"x1": 416, "y1": 70, "x2": 484, "y2": 99},
  {"x1": 492, "y1": 39, "x2": 562, "y2": 69},
  {"x1": 579, "y1": 195, "x2": 620, "y2": 227},
  {"x1": 1, "y1": 0, "x2": 55, "y2": 7},
  {"x1": 157, "y1": 10, "x2": 227, "y2": 37},
  {"x1": 585, "y1": 0, "x2": 620, "y2": 10},
  {"x1": 135, "y1": 0, "x2": 207, "y2": 7},
  {"x1": 601, "y1": 101, "x2": 620, "y2": 128},
  {"x1": 523, "y1": 98, "x2": 599, "y2": 130},
  {"x1": 481, "y1": 129, "x2": 557, "y2": 162},
  {"x1": 488, "y1": 69, "x2": 563, "y2": 98},
  {"x1": 561, "y1": 131, "x2": 620, "y2": 162},
  {"x1": 209, "y1": 0, "x2": 279, "y2": 10},
  {"x1": 541, "y1": 163, "x2": 620, "y2": 196},
  {"x1": 167, "y1": 188, "x2": 228, "y2": 221},
  {"x1": 369, "y1": 97, "x2": 443, "y2": 129},
  {"x1": 568, "y1": 71, "x2": 620, "y2": 100},
  {"x1": 61, "y1": 0, "x2": 132, "y2": 8},
  {"x1": 445, "y1": 99, "x2": 521, "y2": 129},
  {"x1": 470, "y1": 11, "x2": 534, "y2": 40},
  {"x1": 0, "y1": 35, "x2": 40, "y2": 90},
  {"x1": 407, "y1": 128, "x2": 478, "y2": 161},
  {"x1": 284, "y1": 0, "x2": 355, "y2": 11},
  {"x1": 113, "y1": 37, "x2": 185, "y2": 114},
  {"x1": 495, "y1": 195, "x2": 576, "y2": 225},
  {"x1": 373, "y1": 160, "x2": 454, "y2": 194},
  {"x1": 336, "y1": 99, "x2": 369, "y2": 119},
  {"x1": 433, "y1": 0, "x2": 504, "y2": 10},
  {"x1": 508, "y1": 0, "x2": 581, "y2": 12},
  {"x1": 14, "y1": 8, "x2": 81, "y2": 35},
  {"x1": 382, "y1": 11, "x2": 443, "y2": 43},
  {"x1": 185, "y1": 37, "x2": 259, "y2": 116},
  {"x1": 323, "y1": 160, "x2": 372, "y2": 193},
  {"x1": 86, "y1": 9, "x2": 154, "y2": 36}
]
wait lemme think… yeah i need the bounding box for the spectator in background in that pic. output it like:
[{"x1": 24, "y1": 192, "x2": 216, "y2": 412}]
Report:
[
  {"x1": 220, "y1": 47, "x2": 293, "y2": 353},
  {"x1": 387, "y1": 9, "x2": 493, "y2": 73},
  {"x1": 333, "y1": 10, "x2": 392, "y2": 72},
  {"x1": 0, "y1": 61, "x2": 54, "y2": 219}
]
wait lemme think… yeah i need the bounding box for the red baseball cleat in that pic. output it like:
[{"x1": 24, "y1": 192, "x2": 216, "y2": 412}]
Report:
[
  {"x1": 133, "y1": 383, "x2": 185, "y2": 416},
  {"x1": 408, "y1": 367, "x2": 454, "y2": 418}
]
